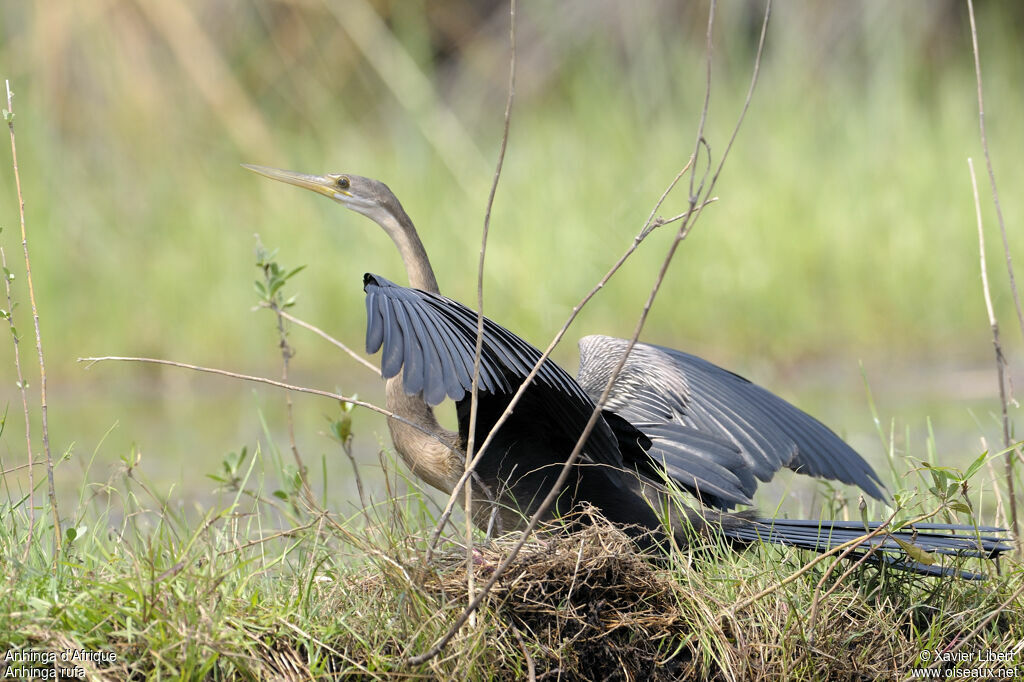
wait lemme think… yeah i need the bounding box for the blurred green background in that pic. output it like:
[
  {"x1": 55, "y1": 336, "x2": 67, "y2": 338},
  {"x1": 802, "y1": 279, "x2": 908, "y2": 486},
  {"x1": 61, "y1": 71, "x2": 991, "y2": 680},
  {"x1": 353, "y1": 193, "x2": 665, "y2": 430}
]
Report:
[{"x1": 0, "y1": 1, "x2": 1020, "y2": 515}]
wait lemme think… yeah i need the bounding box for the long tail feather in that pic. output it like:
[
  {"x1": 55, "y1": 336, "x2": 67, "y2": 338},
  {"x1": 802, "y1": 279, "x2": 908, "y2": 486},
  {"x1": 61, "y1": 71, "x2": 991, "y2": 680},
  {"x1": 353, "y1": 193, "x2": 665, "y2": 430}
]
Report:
[{"x1": 724, "y1": 518, "x2": 1011, "y2": 580}]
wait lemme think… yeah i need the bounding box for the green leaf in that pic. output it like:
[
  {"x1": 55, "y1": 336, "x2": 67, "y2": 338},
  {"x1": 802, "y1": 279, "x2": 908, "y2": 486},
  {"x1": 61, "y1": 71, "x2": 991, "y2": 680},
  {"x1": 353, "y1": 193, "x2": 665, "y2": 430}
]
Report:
[
  {"x1": 948, "y1": 501, "x2": 973, "y2": 515},
  {"x1": 964, "y1": 451, "x2": 989, "y2": 481},
  {"x1": 64, "y1": 525, "x2": 86, "y2": 544},
  {"x1": 331, "y1": 416, "x2": 352, "y2": 443},
  {"x1": 272, "y1": 490, "x2": 288, "y2": 501},
  {"x1": 927, "y1": 465, "x2": 949, "y2": 493}
]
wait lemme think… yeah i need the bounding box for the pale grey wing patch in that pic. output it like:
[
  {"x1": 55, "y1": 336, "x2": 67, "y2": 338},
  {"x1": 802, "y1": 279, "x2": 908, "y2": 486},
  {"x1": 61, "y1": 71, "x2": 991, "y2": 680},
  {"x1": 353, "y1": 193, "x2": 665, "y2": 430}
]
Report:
[
  {"x1": 576, "y1": 334, "x2": 887, "y2": 507},
  {"x1": 651, "y1": 343, "x2": 886, "y2": 501},
  {"x1": 637, "y1": 422, "x2": 757, "y2": 507}
]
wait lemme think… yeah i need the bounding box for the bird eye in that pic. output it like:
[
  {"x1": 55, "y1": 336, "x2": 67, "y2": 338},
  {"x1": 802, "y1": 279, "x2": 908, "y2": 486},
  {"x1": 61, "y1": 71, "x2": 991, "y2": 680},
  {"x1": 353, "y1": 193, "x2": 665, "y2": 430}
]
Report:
[{"x1": 337, "y1": 176, "x2": 350, "y2": 189}]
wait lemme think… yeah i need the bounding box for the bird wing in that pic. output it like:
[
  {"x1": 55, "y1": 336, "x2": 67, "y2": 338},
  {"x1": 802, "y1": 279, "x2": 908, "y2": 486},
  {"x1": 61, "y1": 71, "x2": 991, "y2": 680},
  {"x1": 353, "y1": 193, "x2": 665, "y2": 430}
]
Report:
[
  {"x1": 576, "y1": 335, "x2": 887, "y2": 508},
  {"x1": 363, "y1": 275, "x2": 627, "y2": 471}
]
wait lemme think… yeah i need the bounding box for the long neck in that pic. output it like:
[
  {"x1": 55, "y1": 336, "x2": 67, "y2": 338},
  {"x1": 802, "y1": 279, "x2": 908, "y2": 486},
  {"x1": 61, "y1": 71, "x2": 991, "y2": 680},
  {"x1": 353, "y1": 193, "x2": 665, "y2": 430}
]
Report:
[
  {"x1": 373, "y1": 204, "x2": 458, "y2": 493},
  {"x1": 378, "y1": 207, "x2": 440, "y2": 294}
]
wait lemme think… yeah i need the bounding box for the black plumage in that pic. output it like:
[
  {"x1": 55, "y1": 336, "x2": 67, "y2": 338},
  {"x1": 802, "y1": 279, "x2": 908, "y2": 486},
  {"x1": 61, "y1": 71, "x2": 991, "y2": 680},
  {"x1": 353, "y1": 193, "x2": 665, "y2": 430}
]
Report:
[
  {"x1": 364, "y1": 274, "x2": 1010, "y2": 578},
  {"x1": 243, "y1": 163, "x2": 1008, "y2": 580}
]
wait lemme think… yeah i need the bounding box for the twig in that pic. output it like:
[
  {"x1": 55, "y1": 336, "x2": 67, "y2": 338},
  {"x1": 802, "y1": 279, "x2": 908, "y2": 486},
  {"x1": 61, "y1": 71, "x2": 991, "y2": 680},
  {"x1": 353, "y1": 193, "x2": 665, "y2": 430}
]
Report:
[
  {"x1": 967, "y1": 0, "x2": 1024, "y2": 343},
  {"x1": 966, "y1": 0, "x2": 1020, "y2": 546},
  {"x1": 807, "y1": 508, "x2": 900, "y2": 631},
  {"x1": 513, "y1": 628, "x2": 536, "y2": 682},
  {"x1": 425, "y1": 4, "x2": 751, "y2": 562},
  {"x1": 461, "y1": 0, "x2": 517, "y2": 628},
  {"x1": 423, "y1": 191, "x2": 711, "y2": 560},
  {"x1": 217, "y1": 517, "x2": 321, "y2": 556},
  {"x1": 409, "y1": 0, "x2": 771, "y2": 665},
  {"x1": 1, "y1": 245, "x2": 35, "y2": 559},
  {"x1": 1, "y1": 457, "x2": 45, "y2": 477},
  {"x1": 77, "y1": 355, "x2": 455, "y2": 447},
  {"x1": 731, "y1": 510, "x2": 940, "y2": 615},
  {"x1": 276, "y1": 308, "x2": 379, "y2": 376},
  {"x1": 259, "y1": 262, "x2": 313, "y2": 502},
  {"x1": 968, "y1": 157, "x2": 1018, "y2": 546},
  {"x1": 5, "y1": 80, "x2": 60, "y2": 563},
  {"x1": 340, "y1": 428, "x2": 369, "y2": 518},
  {"x1": 273, "y1": 303, "x2": 309, "y2": 487}
]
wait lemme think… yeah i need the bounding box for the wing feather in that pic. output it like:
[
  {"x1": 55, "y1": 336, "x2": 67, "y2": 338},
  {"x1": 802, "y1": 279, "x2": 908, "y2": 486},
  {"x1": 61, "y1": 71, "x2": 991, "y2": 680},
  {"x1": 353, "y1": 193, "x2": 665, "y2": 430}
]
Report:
[
  {"x1": 577, "y1": 334, "x2": 887, "y2": 508},
  {"x1": 362, "y1": 274, "x2": 626, "y2": 472}
]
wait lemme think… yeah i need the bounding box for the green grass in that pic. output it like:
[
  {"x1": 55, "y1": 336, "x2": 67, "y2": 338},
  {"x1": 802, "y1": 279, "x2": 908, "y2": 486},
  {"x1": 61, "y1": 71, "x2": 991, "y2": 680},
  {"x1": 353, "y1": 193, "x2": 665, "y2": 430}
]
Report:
[{"x1": 1, "y1": 438, "x2": 1021, "y2": 680}]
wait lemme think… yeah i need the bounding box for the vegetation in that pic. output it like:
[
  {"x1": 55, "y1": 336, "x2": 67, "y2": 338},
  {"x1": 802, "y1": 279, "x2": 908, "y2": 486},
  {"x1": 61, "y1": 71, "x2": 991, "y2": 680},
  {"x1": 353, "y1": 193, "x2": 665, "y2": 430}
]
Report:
[
  {"x1": 1, "y1": 2, "x2": 1023, "y2": 679},
  {"x1": 2, "y1": 437, "x2": 1021, "y2": 680}
]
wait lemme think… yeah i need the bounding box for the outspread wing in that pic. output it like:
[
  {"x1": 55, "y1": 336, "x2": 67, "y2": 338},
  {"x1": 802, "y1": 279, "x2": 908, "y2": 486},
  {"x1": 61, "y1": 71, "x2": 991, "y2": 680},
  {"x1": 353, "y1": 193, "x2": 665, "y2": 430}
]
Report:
[
  {"x1": 576, "y1": 335, "x2": 887, "y2": 508},
  {"x1": 363, "y1": 274, "x2": 627, "y2": 472}
]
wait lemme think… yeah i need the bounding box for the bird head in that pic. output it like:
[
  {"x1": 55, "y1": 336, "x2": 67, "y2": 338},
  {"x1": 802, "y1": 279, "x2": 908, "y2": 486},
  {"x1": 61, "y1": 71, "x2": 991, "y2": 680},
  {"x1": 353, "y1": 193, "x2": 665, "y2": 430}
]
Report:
[{"x1": 242, "y1": 163, "x2": 402, "y2": 226}]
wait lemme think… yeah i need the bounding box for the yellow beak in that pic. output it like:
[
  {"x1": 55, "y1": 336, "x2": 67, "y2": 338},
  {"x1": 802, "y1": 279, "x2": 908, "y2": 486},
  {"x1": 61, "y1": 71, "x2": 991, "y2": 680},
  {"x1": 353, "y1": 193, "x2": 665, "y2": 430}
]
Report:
[{"x1": 242, "y1": 164, "x2": 346, "y2": 199}]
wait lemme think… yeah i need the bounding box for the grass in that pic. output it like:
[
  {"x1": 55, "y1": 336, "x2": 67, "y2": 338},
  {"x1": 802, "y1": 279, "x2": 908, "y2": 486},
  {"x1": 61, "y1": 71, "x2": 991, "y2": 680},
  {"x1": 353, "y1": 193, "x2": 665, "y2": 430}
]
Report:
[{"x1": 1, "y1": 441, "x2": 1021, "y2": 680}]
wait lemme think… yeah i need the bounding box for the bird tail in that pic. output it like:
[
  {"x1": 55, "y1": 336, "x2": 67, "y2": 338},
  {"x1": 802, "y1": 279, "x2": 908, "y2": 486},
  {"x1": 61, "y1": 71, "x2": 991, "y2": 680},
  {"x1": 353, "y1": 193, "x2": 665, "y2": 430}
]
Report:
[{"x1": 719, "y1": 517, "x2": 1011, "y2": 580}]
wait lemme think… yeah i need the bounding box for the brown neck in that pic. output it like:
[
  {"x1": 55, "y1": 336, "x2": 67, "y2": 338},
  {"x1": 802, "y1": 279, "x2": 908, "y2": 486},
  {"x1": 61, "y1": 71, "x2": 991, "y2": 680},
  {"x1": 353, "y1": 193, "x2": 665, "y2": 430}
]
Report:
[
  {"x1": 374, "y1": 204, "x2": 456, "y2": 494},
  {"x1": 385, "y1": 375, "x2": 461, "y2": 494},
  {"x1": 378, "y1": 207, "x2": 440, "y2": 294}
]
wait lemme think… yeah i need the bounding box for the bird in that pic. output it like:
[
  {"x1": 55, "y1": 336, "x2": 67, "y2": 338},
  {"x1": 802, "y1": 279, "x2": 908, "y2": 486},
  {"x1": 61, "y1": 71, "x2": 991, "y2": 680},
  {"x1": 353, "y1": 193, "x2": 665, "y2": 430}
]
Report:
[{"x1": 243, "y1": 163, "x2": 1009, "y2": 578}]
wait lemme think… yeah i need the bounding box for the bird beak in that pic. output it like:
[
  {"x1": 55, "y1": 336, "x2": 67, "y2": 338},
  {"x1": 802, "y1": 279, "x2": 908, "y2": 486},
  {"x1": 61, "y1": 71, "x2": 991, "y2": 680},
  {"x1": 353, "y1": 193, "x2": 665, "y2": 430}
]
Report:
[{"x1": 241, "y1": 164, "x2": 349, "y2": 199}]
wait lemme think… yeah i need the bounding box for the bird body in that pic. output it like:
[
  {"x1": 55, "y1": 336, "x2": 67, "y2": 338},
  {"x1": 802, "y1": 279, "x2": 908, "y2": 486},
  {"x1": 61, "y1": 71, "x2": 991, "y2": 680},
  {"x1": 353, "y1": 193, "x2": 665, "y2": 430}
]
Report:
[{"x1": 245, "y1": 163, "x2": 1010, "y2": 577}]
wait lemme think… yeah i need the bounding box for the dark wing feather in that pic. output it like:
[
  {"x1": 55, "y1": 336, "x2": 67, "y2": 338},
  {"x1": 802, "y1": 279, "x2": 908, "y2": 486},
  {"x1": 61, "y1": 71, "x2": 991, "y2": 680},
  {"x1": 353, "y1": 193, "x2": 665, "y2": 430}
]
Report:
[
  {"x1": 576, "y1": 335, "x2": 887, "y2": 508},
  {"x1": 363, "y1": 274, "x2": 626, "y2": 472}
]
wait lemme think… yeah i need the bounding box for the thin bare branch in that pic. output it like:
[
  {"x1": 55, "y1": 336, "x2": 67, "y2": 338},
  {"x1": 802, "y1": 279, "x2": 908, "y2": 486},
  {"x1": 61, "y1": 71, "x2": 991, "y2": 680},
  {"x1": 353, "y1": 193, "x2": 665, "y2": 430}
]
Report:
[
  {"x1": 460, "y1": 0, "x2": 517, "y2": 627},
  {"x1": 410, "y1": 0, "x2": 771, "y2": 664},
  {"x1": 6, "y1": 79, "x2": 60, "y2": 563},
  {"x1": 276, "y1": 308, "x2": 380, "y2": 376},
  {"x1": 731, "y1": 509, "x2": 940, "y2": 615},
  {"x1": 0, "y1": 245, "x2": 34, "y2": 558},
  {"x1": 807, "y1": 508, "x2": 901, "y2": 630},
  {"x1": 77, "y1": 355, "x2": 456, "y2": 449},
  {"x1": 968, "y1": 157, "x2": 1018, "y2": 545},
  {"x1": 268, "y1": 293, "x2": 311, "y2": 500},
  {"x1": 1, "y1": 457, "x2": 45, "y2": 477},
  {"x1": 425, "y1": 3, "x2": 763, "y2": 558},
  {"x1": 967, "y1": 0, "x2": 1024, "y2": 343}
]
